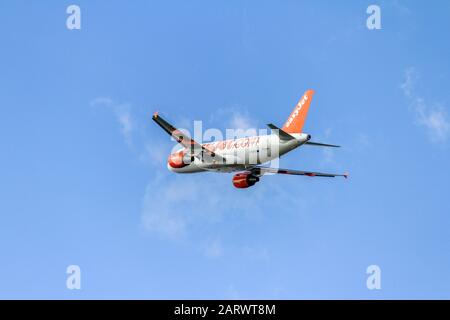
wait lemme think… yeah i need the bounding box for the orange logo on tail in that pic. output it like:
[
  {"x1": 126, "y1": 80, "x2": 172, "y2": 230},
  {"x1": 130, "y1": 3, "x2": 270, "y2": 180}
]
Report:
[{"x1": 282, "y1": 89, "x2": 315, "y2": 134}]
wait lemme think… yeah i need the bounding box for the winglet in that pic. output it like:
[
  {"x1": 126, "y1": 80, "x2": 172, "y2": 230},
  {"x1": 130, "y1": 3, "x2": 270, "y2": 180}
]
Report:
[
  {"x1": 153, "y1": 111, "x2": 159, "y2": 119},
  {"x1": 343, "y1": 172, "x2": 349, "y2": 179}
]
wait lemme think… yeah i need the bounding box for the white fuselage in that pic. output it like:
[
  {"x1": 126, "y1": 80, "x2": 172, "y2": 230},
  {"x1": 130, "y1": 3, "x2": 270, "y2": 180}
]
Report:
[{"x1": 168, "y1": 133, "x2": 310, "y2": 173}]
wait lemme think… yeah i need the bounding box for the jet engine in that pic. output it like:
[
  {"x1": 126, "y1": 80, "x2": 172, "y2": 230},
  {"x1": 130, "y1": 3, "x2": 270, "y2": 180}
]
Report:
[
  {"x1": 168, "y1": 151, "x2": 194, "y2": 169},
  {"x1": 232, "y1": 172, "x2": 260, "y2": 189}
]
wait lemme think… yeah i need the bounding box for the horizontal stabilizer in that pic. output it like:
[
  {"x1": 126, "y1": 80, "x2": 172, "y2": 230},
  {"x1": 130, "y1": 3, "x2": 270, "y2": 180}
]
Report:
[{"x1": 305, "y1": 141, "x2": 341, "y2": 148}]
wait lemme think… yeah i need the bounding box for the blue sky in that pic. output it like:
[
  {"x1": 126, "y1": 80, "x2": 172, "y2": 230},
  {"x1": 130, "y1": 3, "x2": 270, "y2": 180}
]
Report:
[{"x1": 1, "y1": 0, "x2": 450, "y2": 299}]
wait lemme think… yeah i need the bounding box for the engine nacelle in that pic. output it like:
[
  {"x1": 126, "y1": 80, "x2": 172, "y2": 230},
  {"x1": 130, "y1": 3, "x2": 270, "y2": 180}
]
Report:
[
  {"x1": 232, "y1": 172, "x2": 260, "y2": 189},
  {"x1": 168, "y1": 150, "x2": 194, "y2": 169}
]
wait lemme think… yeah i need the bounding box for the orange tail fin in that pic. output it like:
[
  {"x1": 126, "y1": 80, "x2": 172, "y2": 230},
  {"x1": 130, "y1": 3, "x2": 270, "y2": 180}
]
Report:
[{"x1": 282, "y1": 89, "x2": 315, "y2": 134}]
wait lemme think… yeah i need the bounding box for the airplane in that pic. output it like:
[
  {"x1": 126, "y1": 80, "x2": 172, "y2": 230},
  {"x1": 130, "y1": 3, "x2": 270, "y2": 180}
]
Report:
[{"x1": 152, "y1": 89, "x2": 348, "y2": 188}]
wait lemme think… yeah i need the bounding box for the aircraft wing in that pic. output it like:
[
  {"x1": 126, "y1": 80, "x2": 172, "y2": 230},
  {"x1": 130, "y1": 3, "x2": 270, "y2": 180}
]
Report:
[
  {"x1": 252, "y1": 166, "x2": 348, "y2": 178},
  {"x1": 152, "y1": 112, "x2": 221, "y2": 162}
]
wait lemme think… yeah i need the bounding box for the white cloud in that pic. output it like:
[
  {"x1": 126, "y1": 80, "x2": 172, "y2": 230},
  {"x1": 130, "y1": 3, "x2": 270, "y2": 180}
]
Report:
[
  {"x1": 140, "y1": 172, "x2": 269, "y2": 240},
  {"x1": 414, "y1": 99, "x2": 450, "y2": 143},
  {"x1": 400, "y1": 67, "x2": 417, "y2": 98},
  {"x1": 116, "y1": 108, "x2": 133, "y2": 143},
  {"x1": 401, "y1": 68, "x2": 450, "y2": 144},
  {"x1": 314, "y1": 128, "x2": 336, "y2": 166},
  {"x1": 242, "y1": 245, "x2": 270, "y2": 262},
  {"x1": 392, "y1": 0, "x2": 412, "y2": 15},
  {"x1": 139, "y1": 143, "x2": 168, "y2": 166},
  {"x1": 141, "y1": 178, "x2": 188, "y2": 240},
  {"x1": 141, "y1": 173, "x2": 228, "y2": 240},
  {"x1": 229, "y1": 112, "x2": 258, "y2": 138},
  {"x1": 90, "y1": 97, "x2": 113, "y2": 106},
  {"x1": 209, "y1": 107, "x2": 259, "y2": 138},
  {"x1": 230, "y1": 111, "x2": 255, "y2": 129},
  {"x1": 90, "y1": 97, "x2": 170, "y2": 165},
  {"x1": 203, "y1": 238, "x2": 223, "y2": 258},
  {"x1": 90, "y1": 97, "x2": 134, "y2": 146}
]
